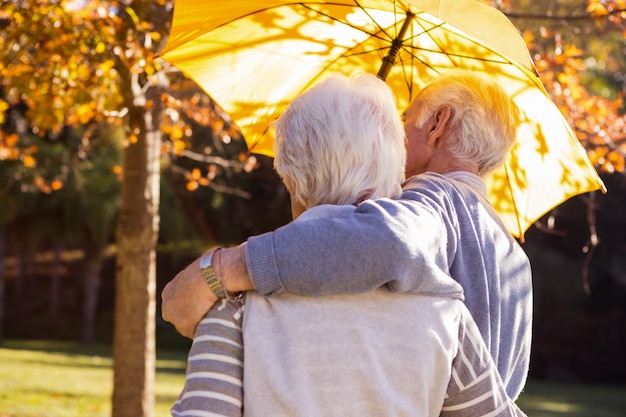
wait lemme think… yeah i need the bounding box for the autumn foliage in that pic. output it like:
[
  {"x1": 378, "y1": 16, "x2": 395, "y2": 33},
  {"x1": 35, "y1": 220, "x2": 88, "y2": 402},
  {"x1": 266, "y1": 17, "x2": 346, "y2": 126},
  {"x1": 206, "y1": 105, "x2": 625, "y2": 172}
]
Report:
[
  {"x1": 1, "y1": 0, "x2": 625, "y2": 195},
  {"x1": 0, "y1": 1, "x2": 625, "y2": 413},
  {"x1": 0, "y1": 0, "x2": 256, "y2": 196},
  {"x1": 512, "y1": 0, "x2": 626, "y2": 175}
]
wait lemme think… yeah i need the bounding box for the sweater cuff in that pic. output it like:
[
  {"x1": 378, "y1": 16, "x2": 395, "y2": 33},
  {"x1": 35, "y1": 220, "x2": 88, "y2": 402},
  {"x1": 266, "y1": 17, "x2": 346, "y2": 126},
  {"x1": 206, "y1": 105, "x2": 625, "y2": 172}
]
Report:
[{"x1": 245, "y1": 233, "x2": 284, "y2": 296}]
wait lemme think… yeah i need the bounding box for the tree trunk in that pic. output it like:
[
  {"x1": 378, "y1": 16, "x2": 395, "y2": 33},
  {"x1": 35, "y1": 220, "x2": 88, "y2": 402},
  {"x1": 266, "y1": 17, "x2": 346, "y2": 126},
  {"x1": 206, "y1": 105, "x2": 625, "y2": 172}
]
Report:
[
  {"x1": 15, "y1": 240, "x2": 24, "y2": 307},
  {"x1": 82, "y1": 247, "x2": 103, "y2": 345},
  {"x1": 49, "y1": 238, "x2": 63, "y2": 333},
  {"x1": 111, "y1": 84, "x2": 162, "y2": 417},
  {"x1": 0, "y1": 224, "x2": 6, "y2": 345},
  {"x1": 15, "y1": 241, "x2": 33, "y2": 319}
]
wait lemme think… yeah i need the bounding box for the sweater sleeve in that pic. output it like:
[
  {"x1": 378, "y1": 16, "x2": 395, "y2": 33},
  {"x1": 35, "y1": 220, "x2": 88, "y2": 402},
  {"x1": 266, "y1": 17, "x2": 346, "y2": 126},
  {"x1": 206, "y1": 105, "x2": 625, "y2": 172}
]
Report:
[{"x1": 245, "y1": 194, "x2": 464, "y2": 299}]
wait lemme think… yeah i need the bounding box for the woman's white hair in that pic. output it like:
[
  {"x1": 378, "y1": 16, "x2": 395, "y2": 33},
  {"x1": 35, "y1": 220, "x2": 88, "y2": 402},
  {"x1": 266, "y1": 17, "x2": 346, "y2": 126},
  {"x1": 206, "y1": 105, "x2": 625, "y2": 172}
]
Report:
[
  {"x1": 408, "y1": 69, "x2": 521, "y2": 176},
  {"x1": 273, "y1": 73, "x2": 405, "y2": 209}
]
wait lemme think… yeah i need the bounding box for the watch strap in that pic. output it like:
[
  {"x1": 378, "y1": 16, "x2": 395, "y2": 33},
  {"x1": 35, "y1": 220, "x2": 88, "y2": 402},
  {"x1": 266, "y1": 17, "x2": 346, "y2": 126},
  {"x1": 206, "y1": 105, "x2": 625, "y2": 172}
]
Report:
[{"x1": 200, "y1": 248, "x2": 229, "y2": 299}]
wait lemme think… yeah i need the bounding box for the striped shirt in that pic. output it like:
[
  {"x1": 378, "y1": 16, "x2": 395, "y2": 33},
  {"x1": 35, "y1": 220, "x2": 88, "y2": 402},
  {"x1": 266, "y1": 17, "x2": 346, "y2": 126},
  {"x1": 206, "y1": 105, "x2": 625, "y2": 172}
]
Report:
[
  {"x1": 442, "y1": 304, "x2": 527, "y2": 417},
  {"x1": 171, "y1": 299, "x2": 244, "y2": 417}
]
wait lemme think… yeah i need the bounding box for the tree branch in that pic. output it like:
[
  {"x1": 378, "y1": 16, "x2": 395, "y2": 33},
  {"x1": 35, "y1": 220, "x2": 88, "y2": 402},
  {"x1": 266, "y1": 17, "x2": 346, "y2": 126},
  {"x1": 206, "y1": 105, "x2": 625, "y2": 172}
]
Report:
[
  {"x1": 167, "y1": 164, "x2": 252, "y2": 199},
  {"x1": 180, "y1": 149, "x2": 243, "y2": 168},
  {"x1": 505, "y1": 9, "x2": 626, "y2": 21},
  {"x1": 581, "y1": 191, "x2": 599, "y2": 295}
]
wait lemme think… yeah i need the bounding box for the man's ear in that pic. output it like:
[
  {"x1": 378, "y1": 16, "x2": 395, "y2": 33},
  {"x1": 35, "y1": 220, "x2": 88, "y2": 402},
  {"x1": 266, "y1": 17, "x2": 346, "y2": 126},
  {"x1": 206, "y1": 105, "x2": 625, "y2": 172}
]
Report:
[{"x1": 427, "y1": 105, "x2": 452, "y2": 145}]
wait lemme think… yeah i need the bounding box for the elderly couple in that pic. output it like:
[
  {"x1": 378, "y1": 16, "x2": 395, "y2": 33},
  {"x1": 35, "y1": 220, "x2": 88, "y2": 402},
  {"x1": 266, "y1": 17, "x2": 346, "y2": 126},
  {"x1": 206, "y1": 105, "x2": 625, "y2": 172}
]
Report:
[{"x1": 162, "y1": 70, "x2": 531, "y2": 417}]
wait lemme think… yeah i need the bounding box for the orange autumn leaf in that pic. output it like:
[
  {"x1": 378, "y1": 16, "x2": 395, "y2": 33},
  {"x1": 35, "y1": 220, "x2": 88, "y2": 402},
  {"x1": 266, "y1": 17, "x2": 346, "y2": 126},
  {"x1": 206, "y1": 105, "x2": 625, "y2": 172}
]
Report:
[
  {"x1": 522, "y1": 30, "x2": 535, "y2": 45},
  {"x1": 173, "y1": 139, "x2": 186, "y2": 154},
  {"x1": 51, "y1": 179, "x2": 63, "y2": 190},
  {"x1": 5, "y1": 133, "x2": 19, "y2": 147},
  {"x1": 0, "y1": 100, "x2": 7, "y2": 124},
  {"x1": 554, "y1": 54, "x2": 567, "y2": 65},
  {"x1": 563, "y1": 44, "x2": 584, "y2": 58},
  {"x1": 186, "y1": 180, "x2": 198, "y2": 191},
  {"x1": 170, "y1": 125, "x2": 184, "y2": 140},
  {"x1": 22, "y1": 154, "x2": 36, "y2": 167},
  {"x1": 76, "y1": 103, "x2": 94, "y2": 124},
  {"x1": 587, "y1": 0, "x2": 609, "y2": 16}
]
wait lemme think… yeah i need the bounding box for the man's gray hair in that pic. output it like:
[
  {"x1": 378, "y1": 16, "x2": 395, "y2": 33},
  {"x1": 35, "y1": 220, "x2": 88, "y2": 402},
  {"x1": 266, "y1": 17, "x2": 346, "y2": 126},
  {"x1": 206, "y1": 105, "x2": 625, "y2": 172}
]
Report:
[
  {"x1": 273, "y1": 73, "x2": 405, "y2": 209},
  {"x1": 408, "y1": 70, "x2": 521, "y2": 177}
]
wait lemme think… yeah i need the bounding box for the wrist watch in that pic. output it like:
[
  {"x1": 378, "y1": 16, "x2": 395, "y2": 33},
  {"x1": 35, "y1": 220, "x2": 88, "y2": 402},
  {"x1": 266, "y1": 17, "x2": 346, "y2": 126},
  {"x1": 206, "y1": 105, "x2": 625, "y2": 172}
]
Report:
[{"x1": 199, "y1": 248, "x2": 230, "y2": 299}]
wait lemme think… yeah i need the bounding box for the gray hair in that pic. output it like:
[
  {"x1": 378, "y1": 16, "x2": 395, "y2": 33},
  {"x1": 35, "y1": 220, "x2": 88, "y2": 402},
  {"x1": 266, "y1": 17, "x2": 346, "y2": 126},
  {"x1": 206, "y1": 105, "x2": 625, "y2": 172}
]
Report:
[
  {"x1": 273, "y1": 73, "x2": 405, "y2": 209},
  {"x1": 408, "y1": 70, "x2": 520, "y2": 176}
]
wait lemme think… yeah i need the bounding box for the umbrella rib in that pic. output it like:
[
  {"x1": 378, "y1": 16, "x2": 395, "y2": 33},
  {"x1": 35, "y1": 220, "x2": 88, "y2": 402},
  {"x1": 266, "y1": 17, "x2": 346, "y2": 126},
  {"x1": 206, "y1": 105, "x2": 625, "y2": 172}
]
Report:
[
  {"x1": 377, "y1": 12, "x2": 413, "y2": 80},
  {"x1": 179, "y1": 2, "x2": 391, "y2": 43},
  {"x1": 300, "y1": 3, "x2": 393, "y2": 44},
  {"x1": 390, "y1": 16, "x2": 519, "y2": 107},
  {"x1": 403, "y1": 19, "x2": 517, "y2": 67},
  {"x1": 403, "y1": 44, "x2": 515, "y2": 65},
  {"x1": 399, "y1": 40, "x2": 415, "y2": 103},
  {"x1": 354, "y1": 0, "x2": 395, "y2": 41},
  {"x1": 298, "y1": 2, "x2": 403, "y2": 74},
  {"x1": 249, "y1": 2, "x2": 407, "y2": 132},
  {"x1": 411, "y1": 19, "x2": 473, "y2": 70}
]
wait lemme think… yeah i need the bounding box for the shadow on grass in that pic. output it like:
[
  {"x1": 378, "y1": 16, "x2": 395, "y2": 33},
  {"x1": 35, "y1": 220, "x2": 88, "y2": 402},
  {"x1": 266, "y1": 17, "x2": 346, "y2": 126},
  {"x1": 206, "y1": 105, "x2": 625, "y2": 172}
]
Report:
[
  {"x1": 1, "y1": 339, "x2": 187, "y2": 374},
  {"x1": 518, "y1": 379, "x2": 626, "y2": 417},
  {"x1": 5, "y1": 339, "x2": 626, "y2": 417},
  {"x1": 2, "y1": 339, "x2": 112, "y2": 356}
]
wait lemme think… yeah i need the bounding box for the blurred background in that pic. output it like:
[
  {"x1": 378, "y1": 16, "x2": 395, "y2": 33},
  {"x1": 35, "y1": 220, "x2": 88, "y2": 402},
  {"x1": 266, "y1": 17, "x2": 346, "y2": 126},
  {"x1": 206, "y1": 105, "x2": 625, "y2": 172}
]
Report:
[{"x1": 0, "y1": 0, "x2": 625, "y2": 416}]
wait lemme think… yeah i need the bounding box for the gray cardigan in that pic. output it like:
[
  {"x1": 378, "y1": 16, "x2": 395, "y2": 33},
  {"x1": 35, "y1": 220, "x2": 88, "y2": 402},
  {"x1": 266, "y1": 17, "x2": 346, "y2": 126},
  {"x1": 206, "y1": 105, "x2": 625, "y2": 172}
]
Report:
[{"x1": 245, "y1": 171, "x2": 532, "y2": 399}]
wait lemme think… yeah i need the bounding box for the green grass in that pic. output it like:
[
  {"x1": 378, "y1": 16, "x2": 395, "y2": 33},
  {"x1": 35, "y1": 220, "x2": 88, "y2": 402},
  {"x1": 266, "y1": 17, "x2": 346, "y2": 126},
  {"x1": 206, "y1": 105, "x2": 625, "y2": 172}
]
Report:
[
  {"x1": 516, "y1": 379, "x2": 626, "y2": 417},
  {"x1": 1, "y1": 340, "x2": 625, "y2": 417},
  {"x1": 0, "y1": 340, "x2": 187, "y2": 417}
]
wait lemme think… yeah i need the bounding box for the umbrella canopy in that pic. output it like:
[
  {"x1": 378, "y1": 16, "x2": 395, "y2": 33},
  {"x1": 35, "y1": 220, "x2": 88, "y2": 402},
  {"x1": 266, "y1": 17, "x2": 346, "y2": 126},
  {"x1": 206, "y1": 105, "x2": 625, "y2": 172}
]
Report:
[{"x1": 160, "y1": 0, "x2": 606, "y2": 238}]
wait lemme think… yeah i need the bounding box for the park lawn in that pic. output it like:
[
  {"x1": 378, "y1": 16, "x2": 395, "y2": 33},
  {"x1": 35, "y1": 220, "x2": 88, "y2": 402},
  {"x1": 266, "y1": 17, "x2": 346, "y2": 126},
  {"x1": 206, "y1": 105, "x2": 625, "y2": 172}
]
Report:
[
  {"x1": 1, "y1": 339, "x2": 625, "y2": 417},
  {"x1": 0, "y1": 340, "x2": 185, "y2": 417},
  {"x1": 516, "y1": 378, "x2": 626, "y2": 417}
]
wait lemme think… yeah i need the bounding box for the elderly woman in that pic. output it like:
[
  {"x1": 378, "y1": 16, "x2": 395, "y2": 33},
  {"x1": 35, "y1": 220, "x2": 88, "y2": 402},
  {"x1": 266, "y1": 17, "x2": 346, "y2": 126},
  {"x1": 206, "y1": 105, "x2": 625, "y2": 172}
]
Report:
[{"x1": 171, "y1": 73, "x2": 525, "y2": 417}]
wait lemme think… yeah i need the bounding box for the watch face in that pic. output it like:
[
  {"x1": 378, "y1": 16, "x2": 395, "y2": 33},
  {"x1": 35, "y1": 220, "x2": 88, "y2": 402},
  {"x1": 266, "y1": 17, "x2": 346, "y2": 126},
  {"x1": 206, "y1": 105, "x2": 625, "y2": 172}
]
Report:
[{"x1": 200, "y1": 250, "x2": 215, "y2": 269}]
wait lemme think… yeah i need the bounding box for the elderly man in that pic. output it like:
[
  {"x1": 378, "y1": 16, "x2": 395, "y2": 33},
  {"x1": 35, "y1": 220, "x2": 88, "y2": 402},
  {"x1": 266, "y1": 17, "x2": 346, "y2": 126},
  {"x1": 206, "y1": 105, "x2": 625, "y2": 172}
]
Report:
[{"x1": 163, "y1": 69, "x2": 532, "y2": 402}]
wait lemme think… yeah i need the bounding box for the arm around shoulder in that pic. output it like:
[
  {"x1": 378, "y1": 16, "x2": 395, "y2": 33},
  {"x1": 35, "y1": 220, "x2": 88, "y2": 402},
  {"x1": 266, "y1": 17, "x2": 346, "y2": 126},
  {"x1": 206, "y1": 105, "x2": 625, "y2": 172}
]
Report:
[
  {"x1": 161, "y1": 250, "x2": 218, "y2": 339},
  {"x1": 243, "y1": 199, "x2": 461, "y2": 298}
]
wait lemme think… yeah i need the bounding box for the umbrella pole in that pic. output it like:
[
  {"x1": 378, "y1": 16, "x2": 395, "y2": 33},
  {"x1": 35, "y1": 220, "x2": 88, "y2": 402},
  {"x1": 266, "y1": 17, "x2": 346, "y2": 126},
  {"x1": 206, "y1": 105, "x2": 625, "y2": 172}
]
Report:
[{"x1": 377, "y1": 12, "x2": 414, "y2": 81}]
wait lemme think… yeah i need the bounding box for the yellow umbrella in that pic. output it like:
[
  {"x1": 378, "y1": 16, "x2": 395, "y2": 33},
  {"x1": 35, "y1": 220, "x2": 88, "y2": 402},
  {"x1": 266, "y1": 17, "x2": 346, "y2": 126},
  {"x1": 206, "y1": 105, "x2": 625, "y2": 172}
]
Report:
[{"x1": 160, "y1": 0, "x2": 605, "y2": 238}]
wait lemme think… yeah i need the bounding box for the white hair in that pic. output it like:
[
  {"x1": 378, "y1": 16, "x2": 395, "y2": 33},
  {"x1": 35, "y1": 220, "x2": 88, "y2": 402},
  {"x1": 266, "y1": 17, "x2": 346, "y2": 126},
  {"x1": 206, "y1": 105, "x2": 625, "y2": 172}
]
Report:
[
  {"x1": 273, "y1": 73, "x2": 405, "y2": 209},
  {"x1": 408, "y1": 70, "x2": 520, "y2": 176}
]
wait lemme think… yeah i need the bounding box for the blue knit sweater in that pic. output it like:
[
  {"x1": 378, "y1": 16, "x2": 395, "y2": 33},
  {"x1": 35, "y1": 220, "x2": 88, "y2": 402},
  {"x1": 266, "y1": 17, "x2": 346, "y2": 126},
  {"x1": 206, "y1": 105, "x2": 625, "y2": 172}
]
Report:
[{"x1": 245, "y1": 171, "x2": 532, "y2": 400}]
